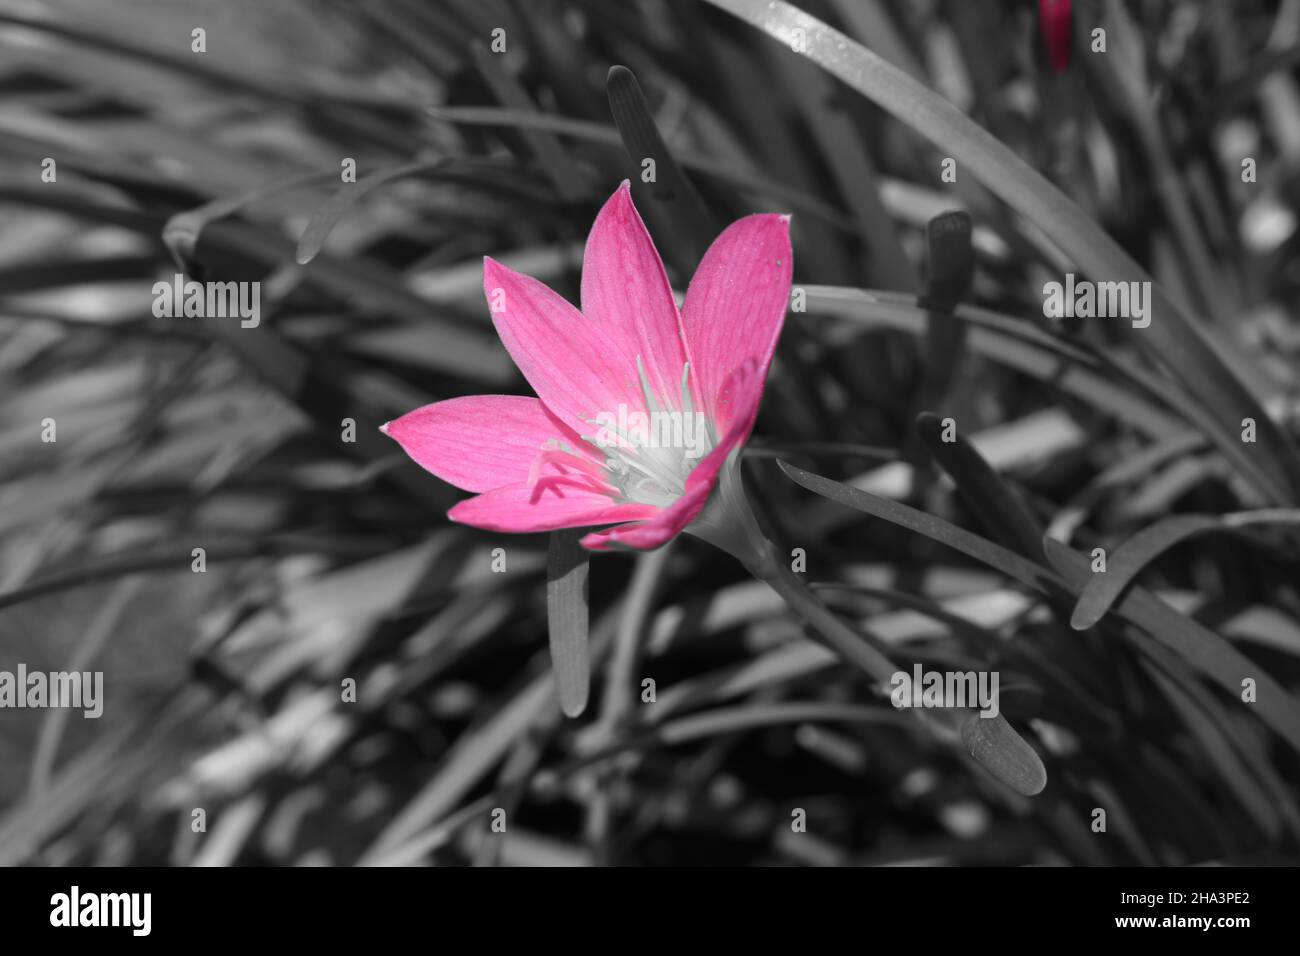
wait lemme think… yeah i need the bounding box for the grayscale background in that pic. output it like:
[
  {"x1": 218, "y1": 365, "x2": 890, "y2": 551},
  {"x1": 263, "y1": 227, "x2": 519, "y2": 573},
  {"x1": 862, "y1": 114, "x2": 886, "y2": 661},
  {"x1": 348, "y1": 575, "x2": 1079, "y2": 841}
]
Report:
[{"x1": 1, "y1": 0, "x2": 1299, "y2": 866}]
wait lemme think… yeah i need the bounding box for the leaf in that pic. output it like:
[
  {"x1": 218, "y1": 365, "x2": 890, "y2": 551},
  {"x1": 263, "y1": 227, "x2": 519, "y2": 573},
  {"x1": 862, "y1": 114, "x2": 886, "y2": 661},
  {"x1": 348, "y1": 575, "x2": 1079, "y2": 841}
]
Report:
[
  {"x1": 470, "y1": 42, "x2": 585, "y2": 202},
  {"x1": 921, "y1": 210, "x2": 974, "y2": 310},
  {"x1": 770, "y1": 464, "x2": 1049, "y2": 796},
  {"x1": 0, "y1": 9, "x2": 315, "y2": 106},
  {"x1": 776, "y1": 52, "x2": 916, "y2": 289},
  {"x1": 914, "y1": 411, "x2": 1046, "y2": 562},
  {"x1": 1141, "y1": 659, "x2": 1288, "y2": 842},
  {"x1": 0, "y1": 716, "x2": 150, "y2": 865},
  {"x1": 778, "y1": 459, "x2": 1065, "y2": 595},
  {"x1": 0, "y1": 256, "x2": 157, "y2": 294},
  {"x1": 546, "y1": 529, "x2": 591, "y2": 718},
  {"x1": 1071, "y1": 515, "x2": 1222, "y2": 630},
  {"x1": 1222, "y1": 606, "x2": 1300, "y2": 657},
  {"x1": 199, "y1": 220, "x2": 514, "y2": 383},
  {"x1": 426, "y1": 105, "x2": 852, "y2": 228},
  {"x1": 27, "y1": 577, "x2": 144, "y2": 802},
  {"x1": 587, "y1": 696, "x2": 1045, "y2": 801},
  {"x1": 606, "y1": 65, "x2": 718, "y2": 268},
  {"x1": 701, "y1": 0, "x2": 1300, "y2": 505},
  {"x1": 358, "y1": 673, "x2": 555, "y2": 863},
  {"x1": 164, "y1": 171, "x2": 334, "y2": 270},
  {"x1": 803, "y1": 285, "x2": 1184, "y2": 439},
  {"x1": 1088, "y1": 0, "x2": 1228, "y2": 324},
  {"x1": 916, "y1": 211, "x2": 971, "y2": 413},
  {"x1": 1072, "y1": 509, "x2": 1300, "y2": 629},
  {"x1": 1044, "y1": 538, "x2": 1300, "y2": 757},
  {"x1": 600, "y1": 544, "x2": 674, "y2": 727},
  {"x1": 961, "y1": 713, "x2": 1047, "y2": 796},
  {"x1": 296, "y1": 158, "x2": 445, "y2": 265},
  {"x1": 778, "y1": 460, "x2": 1300, "y2": 756},
  {"x1": 582, "y1": 702, "x2": 905, "y2": 764},
  {"x1": 190, "y1": 795, "x2": 268, "y2": 867},
  {"x1": 359, "y1": 606, "x2": 620, "y2": 864}
]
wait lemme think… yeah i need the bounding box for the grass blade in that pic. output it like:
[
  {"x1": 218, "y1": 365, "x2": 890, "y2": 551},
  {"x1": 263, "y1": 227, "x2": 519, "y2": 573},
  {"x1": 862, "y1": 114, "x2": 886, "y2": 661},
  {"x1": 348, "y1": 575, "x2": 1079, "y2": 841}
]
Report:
[
  {"x1": 1072, "y1": 510, "x2": 1300, "y2": 629},
  {"x1": 1044, "y1": 538, "x2": 1300, "y2": 756},
  {"x1": 470, "y1": 42, "x2": 586, "y2": 201},
  {"x1": 1071, "y1": 515, "x2": 1223, "y2": 630},
  {"x1": 961, "y1": 711, "x2": 1047, "y2": 797},
  {"x1": 778, "y1": 460, "x2": 1300, "y2": 756},
  {"x1": 701, "y1": 0, "x2": 1300, "y2": 504},
  {"x1": 804, "y1": 285, "x2": 1185, "y2": 439},
  {"x1": 914, "y1": 411, "x2": 1046, "y2": 562},
  {"x1": 164, "y1": 171, "x2": 334, "y2": 270},
  {"x1": 546, "y1": 529, "x2": 591, "y2": 718},
  {"x1": 426, "y1": 105, "x2": 852, "y2": 227},
  {"x1": 296, "y1": 158, "x2": 445, "y2": 266},
  {"x1": 606, "y1": 65, "x2": 718, "y2": 268},
  {"x1": 910, "y1": 211, "x2": 974, "y2": 451}
]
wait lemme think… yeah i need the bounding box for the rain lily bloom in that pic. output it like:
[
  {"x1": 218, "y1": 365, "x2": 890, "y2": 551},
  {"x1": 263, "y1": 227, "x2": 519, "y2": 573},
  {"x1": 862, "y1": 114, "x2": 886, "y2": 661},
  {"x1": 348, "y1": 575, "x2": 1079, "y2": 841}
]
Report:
[
  {"x1": 1038, "y1": 0, "x2": 1072, "y2": 73},
  {"x1": 381, "y1": 181, "x2": 792, "y2": 557}
]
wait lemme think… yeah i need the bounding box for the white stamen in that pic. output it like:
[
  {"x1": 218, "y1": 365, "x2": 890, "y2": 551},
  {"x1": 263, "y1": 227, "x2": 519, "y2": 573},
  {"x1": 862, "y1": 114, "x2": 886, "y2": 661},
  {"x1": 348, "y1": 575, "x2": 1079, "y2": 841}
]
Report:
[
  {"x1": 637, "y1": 355, "x2": 660, "y2": 416},
  {"x1": 577, "y1": 357, "x2": 715, "y2": 508}
]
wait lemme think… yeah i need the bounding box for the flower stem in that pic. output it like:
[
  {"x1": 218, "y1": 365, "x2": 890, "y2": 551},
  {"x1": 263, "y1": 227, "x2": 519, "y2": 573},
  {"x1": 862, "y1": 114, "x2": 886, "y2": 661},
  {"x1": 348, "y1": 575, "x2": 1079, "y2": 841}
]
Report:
[
  {"x1": 740, "y1": 537, "x2": 898, "y2": 685},
  {"x1": 689, "y1": 456, "x2": 902, "y2": 685},
  {"x1": 688, "y1": 465, "x2": 1048, "y2": 793}
]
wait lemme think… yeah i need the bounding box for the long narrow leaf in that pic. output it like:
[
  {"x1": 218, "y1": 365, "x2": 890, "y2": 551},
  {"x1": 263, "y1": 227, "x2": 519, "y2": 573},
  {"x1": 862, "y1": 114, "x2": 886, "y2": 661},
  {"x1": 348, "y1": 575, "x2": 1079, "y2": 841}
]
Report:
[
  {"x1": 777, "y1": 460, "x2": 1300, "y2": 755},
  {"x1": 915, "y1": 411, "x2": 1045, "y2": 561},
  {"x1": 606, "y1": 65, "x2": 717, "y2": 268},
  {"x1": 546, "y1": 528, "x2": 591, "y2": 718},
  {"x1": 702, "y1": 0, "x2": 1300, "y2": 504},
  {"x1": 1072, "y1": 510, "x2": 1300, "y2": 629}
]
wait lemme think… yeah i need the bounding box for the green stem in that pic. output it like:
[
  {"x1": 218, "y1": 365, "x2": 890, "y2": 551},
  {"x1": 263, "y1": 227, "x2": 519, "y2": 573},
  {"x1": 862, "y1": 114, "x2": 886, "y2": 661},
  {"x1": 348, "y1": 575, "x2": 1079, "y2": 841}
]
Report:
[
  {"x1": 687, "y1": 456, "x2": 1046, "y2": 794},
  {"x1": 741, "y1": 540, "x2": 898, "y2": 684},
  {"x1": 687, "y1": 455, "x2": 899, "y2": 685}
]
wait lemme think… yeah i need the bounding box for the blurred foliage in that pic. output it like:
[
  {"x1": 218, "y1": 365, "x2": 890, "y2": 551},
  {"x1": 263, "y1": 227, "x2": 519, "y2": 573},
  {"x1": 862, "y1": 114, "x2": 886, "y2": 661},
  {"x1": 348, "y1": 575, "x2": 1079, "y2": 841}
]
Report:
[{"x1": 1, "y1": 0, "x2": 1299, "y2": 865}]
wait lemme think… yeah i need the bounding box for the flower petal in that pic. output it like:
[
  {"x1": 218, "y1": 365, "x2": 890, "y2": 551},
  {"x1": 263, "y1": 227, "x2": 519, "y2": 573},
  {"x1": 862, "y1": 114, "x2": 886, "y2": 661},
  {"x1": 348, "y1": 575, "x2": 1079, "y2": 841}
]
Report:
[
  {"x1": 449, "y1": 480, "x2": 658, "y2": 534},
  {"x1": 681, "y1": 213, "x2": 792, "y2": 429},
  {"x1": 580, "y1": 399, "x2": 754, "y2": 552},
  {"x1": 1039, "y1": 0, "x2": 1072, "y2": 73},
  {"x1": 580, "y1": 482, "x2": 711, "y2": 551},
  {"x1": 581, "y1": 181, "x2": 689, "y2": 406},
  {"x1": 483, "y1": 256, "x2": 644, "y2": 437},
  {"x1": 381, "y1": 395, "x2": 592, "y2": 493}
]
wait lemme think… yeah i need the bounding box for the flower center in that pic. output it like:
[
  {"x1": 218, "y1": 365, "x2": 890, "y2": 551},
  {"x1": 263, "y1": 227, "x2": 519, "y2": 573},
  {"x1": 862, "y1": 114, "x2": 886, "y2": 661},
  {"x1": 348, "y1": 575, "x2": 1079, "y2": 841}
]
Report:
[{"x1": 583, "y1": 357, "x2": 715, "y2": 508}]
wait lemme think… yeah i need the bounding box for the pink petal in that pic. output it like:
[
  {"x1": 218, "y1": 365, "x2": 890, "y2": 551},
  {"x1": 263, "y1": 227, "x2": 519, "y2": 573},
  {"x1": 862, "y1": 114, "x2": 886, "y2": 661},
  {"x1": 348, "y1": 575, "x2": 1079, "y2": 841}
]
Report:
[
  {"x1": 710, "y1": 356, "x2": 764, "y2": 449},
  {"x1": 483, "y1": 256, "x2": 644, "y2": 438},
  {"x1": 580, "y1": 403, "x2": 754, "y2": 552},
  {"x1": 1039, "y1": 0, "x2": 1072, "y2": 73},
  {"x1": 381, "y1": 395, "x2": 592, "y2": 493},
  {"x1": 581, "y1": 181, "x2": 689, "y2": 406},
  {"x1": 449, "y1": 481, "x2": 658, "y2": 534},
  {"x1": 580, "y1": 482, "x2": 711, "y2": 551},
  {"x1": 681, "y1": 214, "x2": 792, "y2": 430}
]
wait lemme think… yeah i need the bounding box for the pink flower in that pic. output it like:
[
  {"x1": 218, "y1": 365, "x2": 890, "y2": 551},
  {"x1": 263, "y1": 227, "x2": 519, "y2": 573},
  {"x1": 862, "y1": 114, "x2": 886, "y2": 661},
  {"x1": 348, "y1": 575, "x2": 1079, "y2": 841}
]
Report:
[
  {"x1": 381, "y1": 181, "x2": 792, "y2": 553},
  {"x1": 1039, "y1": 0, "x2": 1072, "y2": 73}
]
